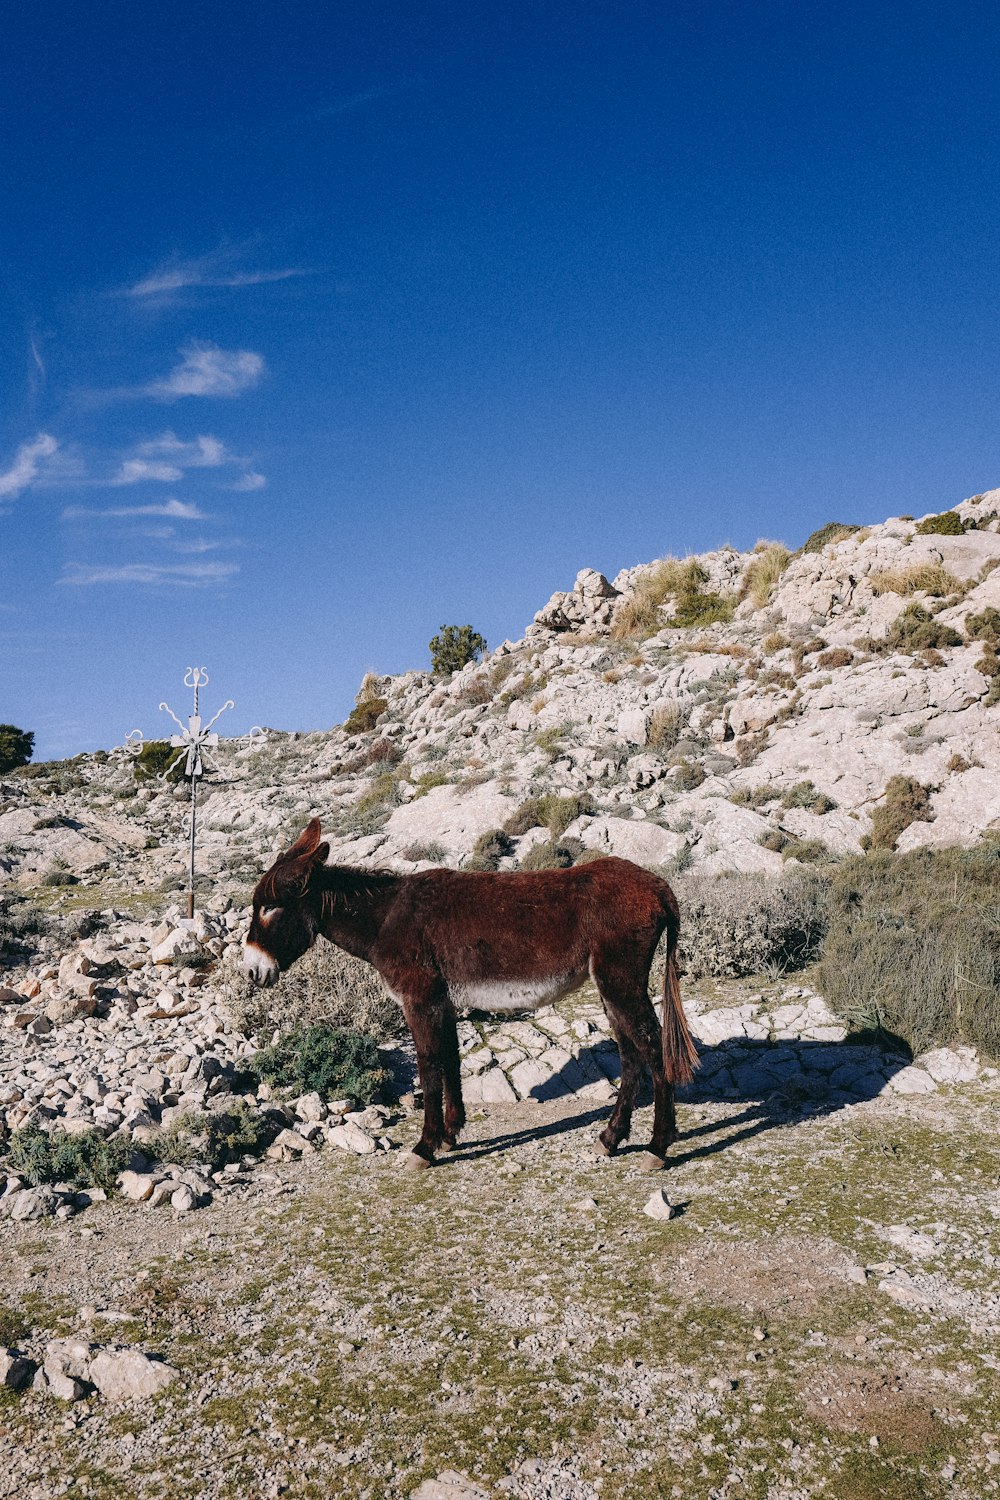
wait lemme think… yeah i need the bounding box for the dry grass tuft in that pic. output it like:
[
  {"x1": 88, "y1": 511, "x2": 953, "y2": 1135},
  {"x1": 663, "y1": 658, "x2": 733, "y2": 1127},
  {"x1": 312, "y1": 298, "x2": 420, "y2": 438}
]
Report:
[
  {"x1": 869, "y1": 563, "x2": 965, "y2": 598},
  {"x1": 741, "y1": 541, "x2": 791, "y2": 608}
]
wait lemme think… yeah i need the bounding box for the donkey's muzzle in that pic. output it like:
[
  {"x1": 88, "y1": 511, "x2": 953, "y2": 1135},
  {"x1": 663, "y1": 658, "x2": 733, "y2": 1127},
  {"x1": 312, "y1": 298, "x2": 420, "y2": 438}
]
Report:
[{"x1": 243, "y1": 943, "x2": 279, "y2": 987}]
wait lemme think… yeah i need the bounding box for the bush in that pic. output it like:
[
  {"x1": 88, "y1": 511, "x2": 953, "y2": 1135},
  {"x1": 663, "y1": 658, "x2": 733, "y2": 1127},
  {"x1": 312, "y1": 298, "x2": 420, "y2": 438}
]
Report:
[
  {"x1": 816, "y1": 647, "x2": 854, "y2": 670},
  {"x1": 465, "y1": 828, "x2": 515, "y2": 871},
  {"x1": 665, "y1": 868, "x2": 829, "y2": 980},
  {"x1": 219, "y1": 939, "x2": 403, "y2": 1040},
  {"x1": 150, "y1": 1101, "x2": 274, "y2": 1170},
  {"x1": 741, "y1": 542, "x2": 791, "y2": 608},
  {"x1": 503, "y1": 793, "x2": 593, "y2": 840},
  {"x1": 249, "y1": 1024, "x2": 387, "y2": 1102},
  {"x1": 401, "y1": 840, "x2": 447, "y2": 863},
  {"x1": 819, "y1": 846, "x2": 1000, "y2": 1057},
  {"x1": 915, "y1": 510, "x2": 965, "y2": 535},
  {"x1": 965, "y1": 607, "x2": 1000, "y2": 644},
  {"x1": 729, "y1": 784, "x2": 779, "y2": 809},
  {"x1": 781, "y1": 837, "x2": 833, "y2": 864},
  {"x1": 133, "y1": 739, "x2": 186, "y2": 783},
  {"x1": 344, "y1": 697, "x2": 387, "y2": 735},
  {"x1": 862, "y1": 776, "x2": 933, "y2": 851},
  {"x1": 518, "y1": 839, "x2": 576, "y2": 871},
  {"x1": 672, "y1": 758, "x2": 706, "y2": 790},
  {"x1": 0, "y1": 724, "x2": 33, "y2": 774},
  {"x1": 612, "y1": 558, "x2": 734, "y2": 639},
  {"x1": 2, "y1": 1127, "x2": 133, "y2": 1191},
  {"x1": 799, "y1": 522, "x2": 859, "y2": 555},
  {"x1": 865, "y1": 603, "x2": 963, "y2": 655},
  {"x1": 0, "y1": 893, "x2": 50, "y2": 956},
  {"x1": 429, "y1": 625, "x2": 487, "y2": 676}
]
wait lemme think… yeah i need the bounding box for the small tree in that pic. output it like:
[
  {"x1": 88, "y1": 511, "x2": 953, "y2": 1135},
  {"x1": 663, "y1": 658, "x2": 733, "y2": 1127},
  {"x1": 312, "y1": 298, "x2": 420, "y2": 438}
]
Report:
[
  {"x1": 429, "y1": 625, "x2": 487, "y2": 676},
  {"x1": 0, "y1": 724, "x2": 33, "y2": 774},
  {"x1": 133, "y1": 739, "x2": 186, "y2": 783}
]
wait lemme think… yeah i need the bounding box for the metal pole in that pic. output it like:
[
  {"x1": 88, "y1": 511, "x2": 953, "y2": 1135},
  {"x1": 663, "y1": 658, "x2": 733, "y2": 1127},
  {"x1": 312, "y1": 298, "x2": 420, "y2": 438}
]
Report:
[{"x1": 188, "y1": 774, "x2": 197, "y2": 919}]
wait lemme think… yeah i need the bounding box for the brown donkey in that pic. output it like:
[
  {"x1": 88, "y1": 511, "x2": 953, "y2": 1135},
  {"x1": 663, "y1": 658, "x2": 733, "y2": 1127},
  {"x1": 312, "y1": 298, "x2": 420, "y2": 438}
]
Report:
[{"x1": 244, "y1": 818, "x2": 698, "y2": 1170}]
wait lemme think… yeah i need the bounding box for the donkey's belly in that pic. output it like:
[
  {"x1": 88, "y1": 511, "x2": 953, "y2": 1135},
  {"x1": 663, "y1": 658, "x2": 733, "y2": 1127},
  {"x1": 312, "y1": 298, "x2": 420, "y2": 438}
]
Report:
[{"x1": 450, "y1": 970, "x2": 587, "y2": 1014}]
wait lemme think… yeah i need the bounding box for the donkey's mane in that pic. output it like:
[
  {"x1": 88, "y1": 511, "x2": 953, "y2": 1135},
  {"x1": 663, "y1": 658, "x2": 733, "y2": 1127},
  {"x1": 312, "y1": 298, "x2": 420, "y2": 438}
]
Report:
[{"x1": 318, "y1": 863, "x2": 401, "y2": 920}]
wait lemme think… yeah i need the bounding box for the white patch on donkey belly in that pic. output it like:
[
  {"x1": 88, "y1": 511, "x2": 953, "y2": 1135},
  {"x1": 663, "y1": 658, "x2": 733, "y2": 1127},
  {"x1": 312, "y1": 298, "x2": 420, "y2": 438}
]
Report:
[{"x1": 450, "y1": 972, "x2": 584, "y2": 1014}]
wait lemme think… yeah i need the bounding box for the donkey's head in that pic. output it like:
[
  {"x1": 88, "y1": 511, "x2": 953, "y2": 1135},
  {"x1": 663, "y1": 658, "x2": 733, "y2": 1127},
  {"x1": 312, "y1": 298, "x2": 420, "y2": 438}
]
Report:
[{"x1": 243, "y1": 817, "x2": 330, "y2": 986}]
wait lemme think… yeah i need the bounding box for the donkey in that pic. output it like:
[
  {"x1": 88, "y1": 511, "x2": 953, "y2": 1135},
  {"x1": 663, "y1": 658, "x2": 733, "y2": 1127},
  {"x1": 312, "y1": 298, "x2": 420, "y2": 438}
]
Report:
[{"x1": 243, "y1": 818, "x2": 698, "y2": 1171}]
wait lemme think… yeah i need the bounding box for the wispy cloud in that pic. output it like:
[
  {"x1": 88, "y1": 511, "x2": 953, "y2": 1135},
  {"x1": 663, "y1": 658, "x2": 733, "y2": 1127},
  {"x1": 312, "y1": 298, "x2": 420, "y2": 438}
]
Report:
[
  {"x1": 125, "y1": 247, "x2": 310, "y2": 299},
  {"x1": 144, "y1": 343, "x2": 265, "y2": 400},
  {"x1": 62, "y1": 498, "x2": 206, "y2": 521},
  {"x1": 315, "y1": 79, "x2": 420, "y2": 120},
  {"x1": 60, "y1": 560, "x2": 238, "y2": 587},
  {"x1": 111, "y1": 432, "x2": 239, "y2": 484},
  {"x1": 229, "y1": 470, "x2": 267, "y2": 492},
  {"x1": 0, "y1": 433, "x2": 59, "y2": 501}
]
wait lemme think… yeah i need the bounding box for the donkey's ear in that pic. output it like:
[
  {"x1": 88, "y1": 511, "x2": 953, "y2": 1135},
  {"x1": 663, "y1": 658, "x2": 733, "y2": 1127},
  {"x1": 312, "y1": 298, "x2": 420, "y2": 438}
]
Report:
[{"x1": 285, "y1": 817, "x2": 322, "y2": 860}]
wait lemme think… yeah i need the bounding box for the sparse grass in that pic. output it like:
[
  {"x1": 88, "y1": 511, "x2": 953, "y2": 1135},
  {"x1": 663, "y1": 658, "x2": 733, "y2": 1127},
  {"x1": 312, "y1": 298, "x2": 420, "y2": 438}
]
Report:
[
  {"x1": 762, "y1": 631, "x2": 790, "y2": 654},
  {"x1": 646, "y1": 702, "x2": 687, "y2": 751},
  {"x1": 672, "y1": 757, "x2": 706, "y2": 790},
  {"x1": 741, "y1": 541, "x2": 791, "y2": 608},
  {"x1": 729, "y1": 783, "x2": 779, "y2": 808},
  {"x1": 400, "y1": 839, "x2": 447, "y2": 863},
  {"x1": 820, "y1": 844, "x2": 1000, "y2": 1057},
  {"x1": 611, "y1": 557, "x2": 735, "y2": 639},
  {"x1": 780, "y1": 780, "x2": 836, "y2": 814},
  {"x1": 869, "y1": 563, "x2": 965, "y2": 598}
]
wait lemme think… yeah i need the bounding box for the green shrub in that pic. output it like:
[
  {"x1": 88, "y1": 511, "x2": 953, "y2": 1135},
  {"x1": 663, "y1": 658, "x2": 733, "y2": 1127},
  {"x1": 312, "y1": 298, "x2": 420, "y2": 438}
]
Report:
[
  {"x1": 2, "y1": 1127, "x2": 133, "y2": 1191},
  {"x1": 465, "y1": 829, "x2": 515, "y2": 871},
  {"x1": 799, "y1": 522, "x2": 859, "y2": 555},
  {"x1": 344, "y1": 697, "x2": 387, "y2": 735},
  {"x1": 429, "y1": 625, "x2": 487, "y2": 676},
  {"x1": 819, "y1": 845, "x2": 1000, "y2": 1057},
  {"x1": 150, "y1": 1101, "x2": 274, "y2": 1170},
  {"x1": 757, "y1": 829, "x2": 788, "y2": 853},
  {"x1": 133, "y1": 739, "x2": 186, "y2": 783},
  {"x1": 401, "y1": 840, "x2": 447, "y2": 863},
  {"x1": 503, "y1": 793, "x2": 593, "y2": 840},
  {"x1": 41, "y1": 868, "x2": 79, "y2": 887},
  {"x1": 518, "y1": 839, "x2": 577, "y2": 871},
  {"x1": 249, "y1": 1024, "x2": 387, "y2": 1102},
  {"x1": 780, "y1": 780, "x2": 819, "y2": 809},
  {"x1": 862, "y1": 776, "x2": 933, "y2": 852},
  {"x1": 915, "y1": 510, "x2": 966, "y2": 535},
  {"x1": 965, "y1": 607, "x2": 1000, "y2": 644},
  {"x1": 0, "y1": 724, "x2": 34, "y2": 774},
  {"x1": 0, "y1": 893, "x2": 50, "y2": 956},
  {"x1": 664, "y1": 868, "x2": 829, "y2": 980},
  {"x1": 670, "y1": 589, "x2": 734, "y2": 629},
  {"x1": 864, "y1": 603, "x2": 963, "y2": 655},
  {"x1": 781, "y1": 837, "x2": 833, "y2": 864},
  {"x1": 612, "y1": 558, "x2": 734, "y2": 639},
  {"x1": 219, "y1": 939, "x2": 402, "y2": 1041}
]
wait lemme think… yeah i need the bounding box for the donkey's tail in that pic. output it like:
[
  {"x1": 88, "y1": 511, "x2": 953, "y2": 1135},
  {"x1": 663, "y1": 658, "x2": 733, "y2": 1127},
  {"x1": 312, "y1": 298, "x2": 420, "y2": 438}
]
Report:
[{"x1": 662, "y1": 945, "x2": 699, "y2": 1085}]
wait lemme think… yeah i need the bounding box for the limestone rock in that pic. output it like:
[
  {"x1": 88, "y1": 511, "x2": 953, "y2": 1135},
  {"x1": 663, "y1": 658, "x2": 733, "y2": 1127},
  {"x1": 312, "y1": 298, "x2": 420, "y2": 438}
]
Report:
[{"x1": 88, "y1": 1347, "x2": 178, "y2": 1402}]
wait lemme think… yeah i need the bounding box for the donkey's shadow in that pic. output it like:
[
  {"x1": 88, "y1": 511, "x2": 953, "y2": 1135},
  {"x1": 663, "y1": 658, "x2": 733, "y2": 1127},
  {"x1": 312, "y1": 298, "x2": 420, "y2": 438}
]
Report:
[{"x1": 409, "y1": 1032, "x2": 913, "y2": 1167}]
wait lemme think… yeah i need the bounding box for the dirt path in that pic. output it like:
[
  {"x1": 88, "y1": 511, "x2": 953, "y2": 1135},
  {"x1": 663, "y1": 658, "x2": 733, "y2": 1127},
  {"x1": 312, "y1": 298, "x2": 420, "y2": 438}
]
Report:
[{"x1": 3, "y1": 1072, "x2": 1000, "y2": 1500}]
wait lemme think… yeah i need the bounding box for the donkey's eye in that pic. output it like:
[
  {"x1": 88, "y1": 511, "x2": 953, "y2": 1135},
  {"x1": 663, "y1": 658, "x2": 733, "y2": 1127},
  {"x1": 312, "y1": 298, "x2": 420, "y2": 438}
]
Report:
[{"x1": 260, "y1": 905, "x2": 283, "y2": 921}]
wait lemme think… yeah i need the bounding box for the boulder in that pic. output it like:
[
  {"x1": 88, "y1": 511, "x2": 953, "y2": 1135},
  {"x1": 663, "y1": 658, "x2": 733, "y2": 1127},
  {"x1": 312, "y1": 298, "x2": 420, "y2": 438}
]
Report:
[{"x1": 88, "y1": 1348, "x2": 178, "y2": 1402}]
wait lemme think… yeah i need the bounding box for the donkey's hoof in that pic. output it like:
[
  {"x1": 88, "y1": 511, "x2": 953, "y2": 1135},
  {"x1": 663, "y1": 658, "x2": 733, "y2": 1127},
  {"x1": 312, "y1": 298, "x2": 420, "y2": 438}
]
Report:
[
  {"x1": 404, "y1": 1150, "x2": 433, "y2": 1171},
  {"x1": 438, "y1": 1139, "x2": 457, "y2": 1154},
  {"x1": 592, "y1": 1140, "x2": 614, "y2": 1158},
  {"x1": 638, "y1": 1151, "x2": 667, "y2": 1173}
]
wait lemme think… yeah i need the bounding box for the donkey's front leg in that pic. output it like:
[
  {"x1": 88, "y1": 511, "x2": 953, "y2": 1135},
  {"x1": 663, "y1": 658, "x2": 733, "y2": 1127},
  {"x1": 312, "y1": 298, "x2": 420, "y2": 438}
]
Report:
[{"x1": 399, "y1": 975, "x2": 450, "y2": 1170}]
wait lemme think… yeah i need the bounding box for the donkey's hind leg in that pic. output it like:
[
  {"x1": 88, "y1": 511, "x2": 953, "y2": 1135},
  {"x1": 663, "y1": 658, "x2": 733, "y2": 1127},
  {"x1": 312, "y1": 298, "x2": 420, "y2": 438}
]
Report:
[
  {"x1": 596, "y1": 965, "x2": 675, "y2": 1168},
  {"x1": 439, "y1": 1003, "x2": 466, "y2": 1152}
]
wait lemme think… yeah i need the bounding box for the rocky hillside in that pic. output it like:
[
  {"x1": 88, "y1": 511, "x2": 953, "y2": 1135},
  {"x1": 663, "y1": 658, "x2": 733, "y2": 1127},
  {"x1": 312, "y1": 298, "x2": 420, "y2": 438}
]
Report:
[{"x1": 3, "y1": 486, "x2": 998, "y2": 908}]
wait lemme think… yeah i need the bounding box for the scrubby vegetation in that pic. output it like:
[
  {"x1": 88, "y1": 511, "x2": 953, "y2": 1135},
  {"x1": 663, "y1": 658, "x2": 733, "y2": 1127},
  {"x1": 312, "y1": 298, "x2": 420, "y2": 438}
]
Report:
[
  {"x1": 133, "y1": 739, "x2": 186, "y2": 783},
  {"x1": 465, "y1": 828, "x2": 515, "y2": 871},
  {"x1": 862, "y1": 775, "x2": 934, "y2": 851},
  {"x1": 1, "y1": 1126, "x2": 133, "y2": 1191},
  {"x1": 798, "y1": 521, "x2": 859, "y2": 554},
  {"x1": 612, "y1": 558, "x2": 734, "y2": 639},
  {"x1": 862, "y1": 603, "x2": 963, "y2": 655},
  {"x1": 429, "y1": 624, "x2": 487, "y2": 676},
  {"x1": 518, "y1": 838, "x2": 578, "y2": 870},
  {"x1": 0, "y1": 892, "x2": 51, "y2": 956},
  {"x1": 820, "y1": 844, "x2": 1000, "y2": 1057},
  {"x1": 151, "y1": 1101, "x2": 275, "y2": 1170},
  {"x1": 344, "y1": 697, "x2": 388, "y2": 735},
  {"x1": 248, "y1": 1024, "x2": 387, "y2": 1103},
  {"x1": 220, "y1": 941, "x2": 402, "y2": 1040},
  {"x1": 668, "y1": 868, "x2": 829, "y2": 979},
  {"x1": 915, "y1": 509, "x2": 966, "y2": 535},
  {"x1": 503, "y1": 793, "x2": 593, "y2": 839}
]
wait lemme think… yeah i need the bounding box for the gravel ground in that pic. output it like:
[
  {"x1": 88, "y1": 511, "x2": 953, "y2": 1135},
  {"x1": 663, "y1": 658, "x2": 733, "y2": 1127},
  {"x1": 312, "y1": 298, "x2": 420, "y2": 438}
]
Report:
[{"x1": 2, "y1": 1045, "x2": 1000, "y2": 1500}]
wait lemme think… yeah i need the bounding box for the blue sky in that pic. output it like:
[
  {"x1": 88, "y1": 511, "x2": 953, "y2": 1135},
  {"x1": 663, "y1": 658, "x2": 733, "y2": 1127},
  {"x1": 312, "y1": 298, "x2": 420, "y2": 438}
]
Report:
[{"x1": 3, "y1": 2, "x2": 1000, "y2": 759}]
